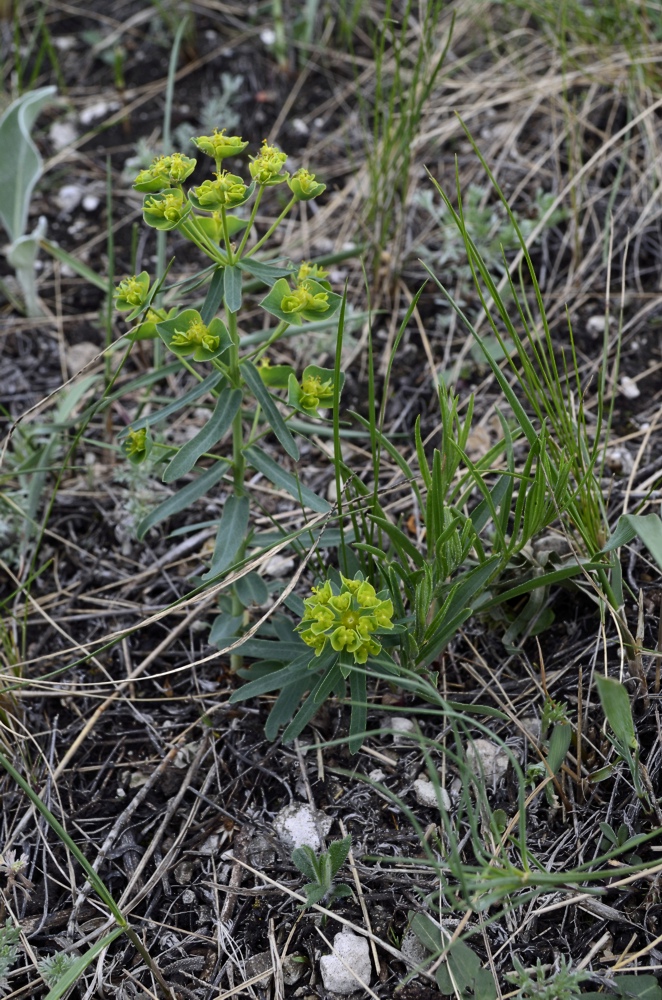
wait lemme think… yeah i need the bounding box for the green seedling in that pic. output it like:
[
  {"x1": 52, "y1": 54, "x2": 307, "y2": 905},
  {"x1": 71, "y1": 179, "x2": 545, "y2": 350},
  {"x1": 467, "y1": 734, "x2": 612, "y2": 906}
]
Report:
[{"x1": 291, "y1": 835, "x2": 353, "y2": 908}]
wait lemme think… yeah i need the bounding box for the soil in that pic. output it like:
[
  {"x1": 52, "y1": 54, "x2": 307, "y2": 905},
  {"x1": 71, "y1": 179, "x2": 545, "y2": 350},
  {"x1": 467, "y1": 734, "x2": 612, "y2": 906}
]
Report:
[{"x1": 2, "y1": 2, "x2": 662, "y2": 999}]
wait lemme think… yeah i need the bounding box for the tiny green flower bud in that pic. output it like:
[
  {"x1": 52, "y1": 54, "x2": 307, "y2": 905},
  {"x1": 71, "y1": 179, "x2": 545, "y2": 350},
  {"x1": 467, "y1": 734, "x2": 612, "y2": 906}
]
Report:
[
  {"x1": 297, "y1": 261, "x2": 328, "y2": 283},
  {"x1": 288, "y1": 168, "x2": 326, "y2": 201},
  {"x1": 249, "y1": 140, "x2": 289, "y2": 186},
  {"x1": 122, "y1": 426, "x2": 151, "y2": 465},
  {"x1": 192, "y1": 128, "x2": 248, "y2": 162},
  {"x1": 296, "y1": 574, "x2": 395, "y2": 663},
  {"x1": 115, "y1": 272, "x2": 150, "y2": 311}
]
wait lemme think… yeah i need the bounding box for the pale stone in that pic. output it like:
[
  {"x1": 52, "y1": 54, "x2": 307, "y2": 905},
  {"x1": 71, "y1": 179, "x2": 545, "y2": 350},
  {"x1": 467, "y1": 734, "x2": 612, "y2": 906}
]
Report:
[
  {"x1": 465, "y1": 739, "x2": 509, "y2": 784},
  {"x1": 319, "y1": 931, "x2": 371, "y2": 994},
  {"x1": 273, "y1": 802, "x2": 331, "y2": 852}
]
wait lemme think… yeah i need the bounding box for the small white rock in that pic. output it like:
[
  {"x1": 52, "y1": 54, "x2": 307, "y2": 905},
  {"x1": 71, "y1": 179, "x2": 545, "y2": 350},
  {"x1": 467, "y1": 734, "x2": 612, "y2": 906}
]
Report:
[
  {"x1": 586, "y1": 314, "x2": 609, "y2": 335},
  {"x1": 82, "y1": 194, "x2": 100, "y2": 212},
  {"x1": 620, "y1": 376, "x2": 640, "y2": 399},
  {"x1": 319, "y1": 931, "x2": 371, "y2": 994},
  {"x1": 605, "y1": 446, "x2": 634, "y2": 476},
  {"x1": 49, "y1": 120, "x2": 78, "y2": 151},
  {"x1": 273, "y1": 802, "x2": 331, "y2": 852},
  {"x1": 368, "y1": 768, "x2": 386, "y2": 782},
  {"x1": 465, "y1": 739, "x2": 509, "y2": 784},
  {"x1": 262, "y1": 553, "x2": 294, "y2": 578},
  {"x1": 291, "y1": 118, "x2": 309, "y2": 135},
  {"x1": 413, "y1": 775, "x2": 450, "y2": 810},
  {"x1": 389, "y1": 717, "x2": 416, "y2": 745},
  {"x1": 79, "y1": 100, "x2": 120, "y2": 126},
  {"x1": 56, "y1": 184, "x2": 83, "y2": 214},
  {"x1": 260, "y1": 28, "x2": 276, "y2": 46}
]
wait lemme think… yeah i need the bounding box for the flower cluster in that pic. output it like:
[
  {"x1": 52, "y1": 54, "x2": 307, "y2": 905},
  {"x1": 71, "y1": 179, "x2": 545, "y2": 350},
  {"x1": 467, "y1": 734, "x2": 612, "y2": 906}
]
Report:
[
  {"x1": 288, "y1": 168, "x2": 326, "y2": 201},
  {"x1": 297, "y1": 574, "x2": 395, "y2": 664},
  {"x1": 281, "y1": 280, "x2": 330, "y2": 315},
  {"x1": 192, "y1": 128, "x2": 248, "y2": 163},
  {"x1": 193, "y1": 170, "x2": 248, "y2": 210},
  {"x1": 299, "y1": 373, "x2": 334, "y2": 410},
  {"x1": 114, "y1": 271, "x2": 150, "y2": 311},
  {"x1": 171, "y1": 315, "x2": 220, "y2": 352},
  {"x1": 133, "y1": 153, "x2": 197, "y2": 192},
  {"x1": 249, "y1": 140, "x2": 289, "y2": 186}
]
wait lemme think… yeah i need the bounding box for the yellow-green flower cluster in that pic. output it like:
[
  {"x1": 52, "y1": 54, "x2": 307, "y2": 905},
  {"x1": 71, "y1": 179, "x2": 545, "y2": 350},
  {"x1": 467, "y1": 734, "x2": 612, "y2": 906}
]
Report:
[
  {"x1": 192, "y1": 128, "x2": 248, "y2": 162},
  {"x1": 194, "y1": 170, "x2": 248, "y2": 209},
  {"x1": 249, "y1": 140, "x2": 288, "y2": 186},
  {"x1": 297, "y1": 261, "x2": 328, "y2": 283},
  {"x1": 281, "y1": 280, "x2": 329, "y2": 315},
  {"x1": 115, "y1": 272, "x2": 150, "y2": 311},
  {"x1": 144, "y1": 189, "x2": 188, "y2": 224},
  {"x1": 297, "y1": 575, "x2": 394, "y2": 664},
  {"x1": 134, "y1": 153, "x2": 197, "y2": 191},
  {"x1": 288, "y1": 168, "x2": 326, "y2": 201},
  {"x1": 171, "y1": 316, "x2": 220, "y2": 352},
  {"x1": 299, "y1": 374, "x2": 334, "y2": 410}
]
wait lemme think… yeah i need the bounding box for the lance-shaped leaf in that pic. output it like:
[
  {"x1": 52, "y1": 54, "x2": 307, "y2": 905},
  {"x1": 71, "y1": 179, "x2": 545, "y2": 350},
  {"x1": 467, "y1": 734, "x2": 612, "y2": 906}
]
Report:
[
  {"x1": 163, "y1": 387, "x2": 241, "y2": 483},
  {"x1": 241, "y1": 360, "x2": 299, "y2": 459},
  {"x1": 237, "y1": 256, "x2": 295, "y2": 285},
  {"x1": 245, "y1": 445, "x2": 330, "y2": 513},
  {"x1": 137, "y1": 459, "x2": 229, "y2": 540},
  {"x1": 201, "y1": 495, "x2": 250, "y2": 581},
  {"x1": 224, "y1": 263, "x2": 242, "y2": 312}
]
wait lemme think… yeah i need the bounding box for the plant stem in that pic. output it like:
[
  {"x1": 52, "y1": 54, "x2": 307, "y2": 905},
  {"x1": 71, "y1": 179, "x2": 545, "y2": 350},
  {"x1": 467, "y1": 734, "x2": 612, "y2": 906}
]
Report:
[
  {"x1": 227, "y1": 308, "x2": 246, "y2": 672},
  {"x1": 124, "y1": 927, "x2": 176, "y2": 1000},
  {"x1": 245, "y1": 197, "x2": 297, "y2": 256},
  {"x1": 236, "y1": 185, "x2": 264, "y2": 257}
]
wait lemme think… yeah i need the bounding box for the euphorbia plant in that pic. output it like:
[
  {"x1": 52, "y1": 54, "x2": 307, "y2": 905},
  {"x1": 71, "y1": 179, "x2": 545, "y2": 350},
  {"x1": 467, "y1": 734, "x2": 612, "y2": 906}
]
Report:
[{"x1": 114, "y1": 128, "x2": 345, "y2": 666}]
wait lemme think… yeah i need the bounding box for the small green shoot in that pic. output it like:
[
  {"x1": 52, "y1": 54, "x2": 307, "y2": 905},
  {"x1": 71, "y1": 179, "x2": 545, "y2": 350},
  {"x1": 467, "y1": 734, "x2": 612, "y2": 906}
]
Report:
[{"x1": 291, "y1": 835, "x2": 353, "y2": 908}]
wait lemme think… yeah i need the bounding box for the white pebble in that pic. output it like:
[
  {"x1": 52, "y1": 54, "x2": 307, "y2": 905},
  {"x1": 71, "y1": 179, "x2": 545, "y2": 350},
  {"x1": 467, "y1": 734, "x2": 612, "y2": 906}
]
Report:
[
  {"x1": 56, "y1": 184, "x2": 83, "y2": 214},
  {"x1": 465, "y1": 739, "x2": 509, "y2": 784},
  {"x1": 49, "y1": 120, "x2": 78, "y2": 151},
  {"x1": 79, "y1": 100, "x2": 120, "y2": 126},
  {"x1": 273, "y1": 802, "x2": 331, "y2": 852},
  {"x1": 260, "y1": 28, "x2": 276, "y2": 46},
  {"x1": 82, "y1": 194, "x2": 100, "y2": 212},
  {"x1": 319, "y1": 931, "x2": 371, "y2": 994},
  {"x1": 620, "y1": 376, "x2": 640, "y2": 399}
]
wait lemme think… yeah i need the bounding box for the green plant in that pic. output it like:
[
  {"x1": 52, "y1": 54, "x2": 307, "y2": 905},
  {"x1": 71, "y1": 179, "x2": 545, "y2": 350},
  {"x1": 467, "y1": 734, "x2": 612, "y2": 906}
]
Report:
[
  {"x1": 291, "y1": 835, "x2": 353, "y2": 908},
  {"x1": 506, "y1": 957, "x2": 587, "y2": 999},
  {"x1": 0, "y1": 918, "x2": 21, "y2": 992},
  {"x1": 409, "y1": 911, "x2": 497, "y2": 1000},
  {"x1": 38, "y1": 952, "x2": 80, "y2": 989},
  {"x1": 111, "y1": 129, "x2": 347, "y2": 673},
  {"x1": 0, "y1": 86, "x2": 56, "y2": 315}
]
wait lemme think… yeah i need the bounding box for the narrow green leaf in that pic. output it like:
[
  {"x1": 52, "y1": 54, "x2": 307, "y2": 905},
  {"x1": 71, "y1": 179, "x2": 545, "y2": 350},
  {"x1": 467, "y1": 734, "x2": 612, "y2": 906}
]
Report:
[
  {"x1": 44, "y1": 927, "x2": 125, "y2": 1000},
  {"x1": 120, "y1": 371, "x2": 226, "y2": 434},
  {"x1": 224, "y1": 263, "x2": 242, "y2": 312},
  {"x1": 242, "y1": 360, "x2": 299, "y2": 460},
  {"x1": 41, "y1": 237, "x2": 108, "y2": 290},
  {"x1": 136, "y1": 459, "x2": 229, "y2": 540},
  {"x1": 595, "y1": 674, "x2": 638, "y2": 751},
  {"x1": 282, "y1": 662, "x2": 343, "y2": 743},
  {"x1": 163, "y1": 387, "x2": 241, "y2": 483},
  {"x1": 245, "y1": 445, "x2": 330, "y2": 512},
  {"x1": 234, "y1": 571, "x2": 269, "y2": 606},
  {"x1": 201, "y1": 266, "x2": 225, "y2": 325},
  {"x1": 237, "y1": 257, "x2": 294, "y2": 284},
  {"x1": 369, "y1": 514, "x2": 425, "y2": 568},
  {"x1": 546, "y1": 723, "x2": 571, "y2": 775},
  {"x1": 201, "y1": 495, "x2": 249, "y2": 581},
  {"x1": 602, "y1": 513, "x2": 662, "y2": 573}
]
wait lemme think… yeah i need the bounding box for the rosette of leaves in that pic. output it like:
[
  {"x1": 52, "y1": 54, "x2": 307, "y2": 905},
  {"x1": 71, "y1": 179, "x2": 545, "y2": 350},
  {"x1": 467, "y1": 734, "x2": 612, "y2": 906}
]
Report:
[{"x1": 230, "y1": 572, "x2": 405, "y2": 753}]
